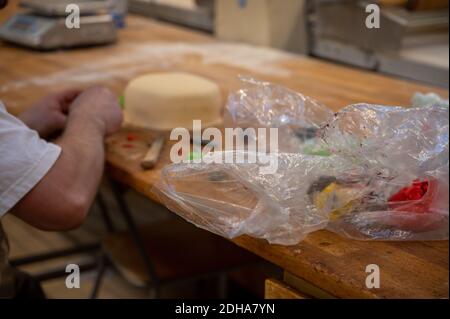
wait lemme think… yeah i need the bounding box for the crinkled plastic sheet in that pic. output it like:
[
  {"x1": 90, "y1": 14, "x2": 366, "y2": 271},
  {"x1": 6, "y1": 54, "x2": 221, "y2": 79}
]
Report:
[
  {"x1": 321, "y1": 104, "x2": 449, "y2": 180},
  {"x1": 225, "y1": 77, "x2": 333, "y2": 154},
  {"x1": 321, "y1": 104, "x2": 449, "y2": 240},
  {"x1": 412, "y1": 92, "x2": 449, "y2": 109},
  {"x1": 156, "y1": 152, "x2": 366, "y2": 245},
  {"x1": 155, "y1": 79, "x2": 449, "y2": 245}
]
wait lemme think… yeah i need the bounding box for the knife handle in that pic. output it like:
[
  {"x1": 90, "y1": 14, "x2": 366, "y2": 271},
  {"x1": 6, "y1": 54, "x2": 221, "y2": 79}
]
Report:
[{"x1": 141, "y1": 136, "x2": 165, "y2": 169}]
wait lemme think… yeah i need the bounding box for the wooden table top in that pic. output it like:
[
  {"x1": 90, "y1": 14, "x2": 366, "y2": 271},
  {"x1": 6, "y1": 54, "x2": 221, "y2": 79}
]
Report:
[{"x1": 0, "y1": 12, "x2": 448, "y2": 298}]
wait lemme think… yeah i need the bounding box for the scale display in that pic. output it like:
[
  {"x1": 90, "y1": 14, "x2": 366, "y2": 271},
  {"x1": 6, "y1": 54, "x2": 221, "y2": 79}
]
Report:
[
  {"x1": 7, "y1": 15, "x2": 40, "y2": 33},
  {"x1": 11, "y1": 18, "x2": 34, "y2": 32}
]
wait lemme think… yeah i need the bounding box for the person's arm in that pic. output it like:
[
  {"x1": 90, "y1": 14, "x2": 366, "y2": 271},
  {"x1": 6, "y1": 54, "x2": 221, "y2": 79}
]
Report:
[{"x1": 12, "y1": 87, "x2": 122, "y2": 231}]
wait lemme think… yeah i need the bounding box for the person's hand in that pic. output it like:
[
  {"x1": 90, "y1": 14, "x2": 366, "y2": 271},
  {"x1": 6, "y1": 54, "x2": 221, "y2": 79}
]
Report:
[
  {"x1": 69, "y1": 86, "x2": 123, "y2": 136},
  {"x1": 19, "y1": 89, "x2": 81, "y2": 139}
]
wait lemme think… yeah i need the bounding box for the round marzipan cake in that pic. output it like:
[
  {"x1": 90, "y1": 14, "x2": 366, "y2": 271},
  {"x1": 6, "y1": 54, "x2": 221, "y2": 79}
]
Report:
[{"x1": 123, "y1": 72, "x2": 223, "y2": 131}]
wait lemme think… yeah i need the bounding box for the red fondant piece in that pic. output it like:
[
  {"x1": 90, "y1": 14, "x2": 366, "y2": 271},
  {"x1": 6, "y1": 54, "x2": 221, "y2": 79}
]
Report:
[
  {"x1": 388, "y1": 179, "x2": 429, "y2": 202},
  {"x1": 127, "y1": 133, "x2": 138, "y2": 141},
  {"x1": 385, "y1": 179, "x2": 442, "y2": 231},
  {"x1": 388, "y1": 179, "x2": 439, "y2": 216}
]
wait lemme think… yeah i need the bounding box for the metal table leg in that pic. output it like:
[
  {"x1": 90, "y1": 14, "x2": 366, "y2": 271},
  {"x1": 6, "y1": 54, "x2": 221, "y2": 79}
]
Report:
[
  {"x1": 10, "y1": 193, "x2": 119, "y2": 286},
  {"x1": 108, "y1": 179, "x2": 161, "y2": 298}
]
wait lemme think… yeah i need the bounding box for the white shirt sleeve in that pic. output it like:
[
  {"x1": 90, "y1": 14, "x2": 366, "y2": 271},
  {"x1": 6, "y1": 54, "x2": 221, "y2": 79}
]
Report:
[{"x1": 0, "y1": 102, "x2": 61, "y2": 217}]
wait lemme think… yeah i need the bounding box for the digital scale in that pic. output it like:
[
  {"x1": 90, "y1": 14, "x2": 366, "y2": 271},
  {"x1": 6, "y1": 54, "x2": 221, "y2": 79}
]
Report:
[{"x1": 0, "y1": 0, "x2": 118, "y2": 50}]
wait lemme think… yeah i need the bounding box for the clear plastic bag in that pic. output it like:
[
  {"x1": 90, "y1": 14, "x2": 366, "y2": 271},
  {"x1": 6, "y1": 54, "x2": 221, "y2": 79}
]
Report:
[
  {"x1": 321, "y1": 104, "x2": 449, "y2": 240},
  {"x1": 321, "y1": 104, "x2": 449, "y2": 179},
  {"x1": 154, "y1": 80, "x2": 449, "y2": 245},
  {"x1": 225, "y1": 77, "x2": 333, "y2": 155},
  {"x1": 155, "y1": 152, "x2": 365, "y2": 245},
  {"x1": 411, "y1": 92, "x2": 449, "y2": 109}
]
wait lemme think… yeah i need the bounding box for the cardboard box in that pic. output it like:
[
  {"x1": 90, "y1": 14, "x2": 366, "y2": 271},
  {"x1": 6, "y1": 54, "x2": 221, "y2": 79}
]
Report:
[{"x1": 215, "y1": 0, "x2": 308, "y2": 54}]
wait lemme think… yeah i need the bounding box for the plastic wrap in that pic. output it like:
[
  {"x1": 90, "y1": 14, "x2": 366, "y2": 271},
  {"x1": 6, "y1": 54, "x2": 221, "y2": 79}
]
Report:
[
  {"x1": 156, "y1": 152, "x2": 365, "y2": 245},
  {"x1": 321, "y1": 104, "x2": 449, "y2": 240},
  {"x1": 155, "y1": 80, "x2": 449, "y2": 245},
  {"x1": 321, "y1": 104, "x2": 449, "y2": 179},
  {"x1": 225, "y1": 77, "x2": 333, "y2": 154},
  {"x1": 411, "y1": 92, "x2": 449, "y2": 109}
]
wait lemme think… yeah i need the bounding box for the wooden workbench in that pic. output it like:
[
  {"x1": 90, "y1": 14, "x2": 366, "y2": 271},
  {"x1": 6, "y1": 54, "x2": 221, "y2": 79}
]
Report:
[{"x1": 0, "y1": 12, "x2": 448, "y2": 298}]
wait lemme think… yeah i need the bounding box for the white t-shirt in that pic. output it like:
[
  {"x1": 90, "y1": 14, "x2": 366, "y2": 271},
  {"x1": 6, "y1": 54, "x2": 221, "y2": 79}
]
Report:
[
  {"x1": 0, "y1": 101, "x2": 61, "y2": 297},
  {"x1": 0, "y1": 102, "x2": 61, "y2": 217}
]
